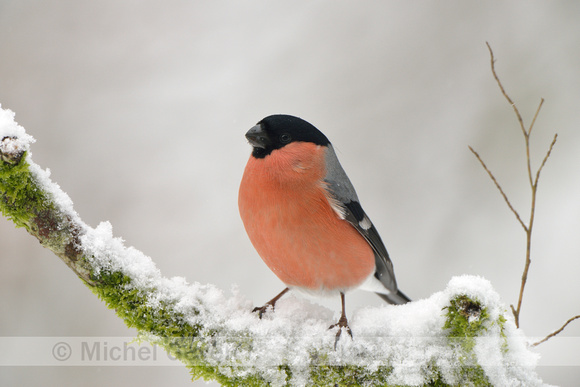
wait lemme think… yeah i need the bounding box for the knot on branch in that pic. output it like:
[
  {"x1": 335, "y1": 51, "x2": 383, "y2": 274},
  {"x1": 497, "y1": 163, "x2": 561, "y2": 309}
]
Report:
[
  {"x1": 456, "y1": 296, "x2": 482, "y2": 321},
  {"x1": 1, "y1": 136, "x2": 25, "y2": 165},
  {"x1": 444, "y1": 295, "x2": 491, "y2": 345}
]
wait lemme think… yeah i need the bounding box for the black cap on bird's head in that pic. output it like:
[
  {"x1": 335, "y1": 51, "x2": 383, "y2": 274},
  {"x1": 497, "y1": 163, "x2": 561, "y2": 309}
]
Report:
[{"x1": 246, "y1": 115, "x2": 330, "y2": 158}]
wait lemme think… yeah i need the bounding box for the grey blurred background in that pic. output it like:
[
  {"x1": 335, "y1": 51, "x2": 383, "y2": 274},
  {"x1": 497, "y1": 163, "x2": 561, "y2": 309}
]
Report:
[{"x1": 1, "y1": 1, "x2": 579, "y2": 386}]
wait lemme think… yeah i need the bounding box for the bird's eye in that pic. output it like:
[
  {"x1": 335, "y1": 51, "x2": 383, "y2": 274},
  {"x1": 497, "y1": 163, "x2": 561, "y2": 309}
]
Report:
[{"x1": 279, "y1": 133, "x2": 292, "y2": 143}]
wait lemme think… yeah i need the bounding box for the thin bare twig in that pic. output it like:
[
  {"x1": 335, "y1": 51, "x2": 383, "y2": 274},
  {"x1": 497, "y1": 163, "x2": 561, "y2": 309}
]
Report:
[
  {"x1": 475, "y1": 43, "x2": 562, "y2": 330},
  {"x1": 512, "y1": 134, "x2": 559, "y2": 329},
  {"x1": 514, "y1": 228, "x2": 532, "y2": 328},
  {"x1": 535, "y1": 134, "x2": 558, "y2": 187},
  {"x1": 532, "y1": 315, "x2": 580, "y2": 347},
  {"x1": 528, "y1": 98, "x2": 544, "y2": 137},
  {"x1": 468, "y1": 146, "x2": 527, "y2": 231},
  {"x1": 486, "y1": 42, "x2": 527, "y2": 137}
]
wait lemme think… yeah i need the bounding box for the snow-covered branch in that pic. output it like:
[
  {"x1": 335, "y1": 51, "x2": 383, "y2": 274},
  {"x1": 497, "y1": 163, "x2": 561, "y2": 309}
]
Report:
[{"x1": 0, "y1": 104, "x2": 546, "y2": 386}]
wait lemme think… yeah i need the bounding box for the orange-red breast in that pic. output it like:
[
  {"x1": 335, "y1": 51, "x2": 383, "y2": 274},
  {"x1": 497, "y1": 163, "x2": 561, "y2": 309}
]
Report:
[{"x1": 238, "y1": 115, "x2": 410, "y2": 343}]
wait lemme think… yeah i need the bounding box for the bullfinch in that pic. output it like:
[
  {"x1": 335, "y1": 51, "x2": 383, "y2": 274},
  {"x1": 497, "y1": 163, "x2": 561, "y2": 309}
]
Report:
[{"x1": 238, "y1": 114, "x2": 410, "y2": 344}]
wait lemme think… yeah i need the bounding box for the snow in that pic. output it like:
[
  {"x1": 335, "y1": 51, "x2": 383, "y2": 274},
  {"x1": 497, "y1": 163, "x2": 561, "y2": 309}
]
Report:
[
  {"x1": 82, "y1": 221, "x2": 160, "y2": 283},
  {"x1": 0, "y1": 104, "x2": 35, "y2": 151},
  {"x1": 1, "y1": 103, "x2": 549, "y2": 386}
]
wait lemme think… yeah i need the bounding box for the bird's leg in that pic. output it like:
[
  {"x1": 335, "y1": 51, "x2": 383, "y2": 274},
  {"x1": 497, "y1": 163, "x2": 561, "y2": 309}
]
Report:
[
  {"x1": 329, "y1": 292, "x2": 353, "y2": 349},
  {"x1": 252, "y1": 287, "x2": 290, "y2": 318}
]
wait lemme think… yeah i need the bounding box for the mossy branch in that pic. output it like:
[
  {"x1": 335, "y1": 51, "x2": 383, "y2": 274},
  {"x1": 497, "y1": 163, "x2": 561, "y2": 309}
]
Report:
[
  {"x1": 0, "y1": 108, "x2": 545, "y2": 386},
  {"x1": 0, "y1": 135, "x2": 94, "y2": 285}
]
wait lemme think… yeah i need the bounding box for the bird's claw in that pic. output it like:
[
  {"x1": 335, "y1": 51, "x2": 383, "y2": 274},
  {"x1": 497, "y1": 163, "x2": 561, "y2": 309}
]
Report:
[
  {"x1": 329, "y1": 315, "x2": 353, "y2": 350},
  {"x1": 252, "y1": 304, "x2": 273, "y2": 319},
  {"x1": 252, "y1": 288, "x2": 289, "y2": 319}
]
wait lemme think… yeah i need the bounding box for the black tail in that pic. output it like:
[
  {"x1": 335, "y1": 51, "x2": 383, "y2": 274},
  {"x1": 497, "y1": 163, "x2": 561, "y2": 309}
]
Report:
[{"x1": 375, "y1": 289, "x2": 411, "y2": 305}]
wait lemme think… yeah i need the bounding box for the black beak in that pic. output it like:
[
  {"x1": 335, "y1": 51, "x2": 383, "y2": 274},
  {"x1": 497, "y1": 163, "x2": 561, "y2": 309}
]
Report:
[{"x1": 245, "y1": 124, "x2": 270, "y2": 149}]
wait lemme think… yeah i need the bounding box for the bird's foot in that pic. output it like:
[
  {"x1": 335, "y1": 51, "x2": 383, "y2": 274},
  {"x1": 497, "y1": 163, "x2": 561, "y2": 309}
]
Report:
[
  {"x1": 252, "y1": 303, "x2": 274, "y2": 319},
  {"x1": 252, "y1": 288, "x2": 290, "y2": 319},
  {"x1": 329, "y1": 314, "x2": 353, "y2": 350}
]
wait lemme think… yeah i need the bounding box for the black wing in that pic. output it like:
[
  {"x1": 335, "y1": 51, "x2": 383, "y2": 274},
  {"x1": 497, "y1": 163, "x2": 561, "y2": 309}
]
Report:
[{"x1": 322, "y1": 145, "x2": 399, "y2": 294}]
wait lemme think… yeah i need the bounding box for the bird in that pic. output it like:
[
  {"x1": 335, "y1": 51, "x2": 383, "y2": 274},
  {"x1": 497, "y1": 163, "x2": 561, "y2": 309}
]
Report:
[{"x1": 238, "y1": 114, "x2": 410, "y2": 346}]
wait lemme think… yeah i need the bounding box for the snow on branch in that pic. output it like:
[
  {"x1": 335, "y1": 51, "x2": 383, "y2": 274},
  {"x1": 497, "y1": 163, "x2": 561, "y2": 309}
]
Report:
[{"x1": 0, "y1": 104, "x2": 547, "y2": 386}]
